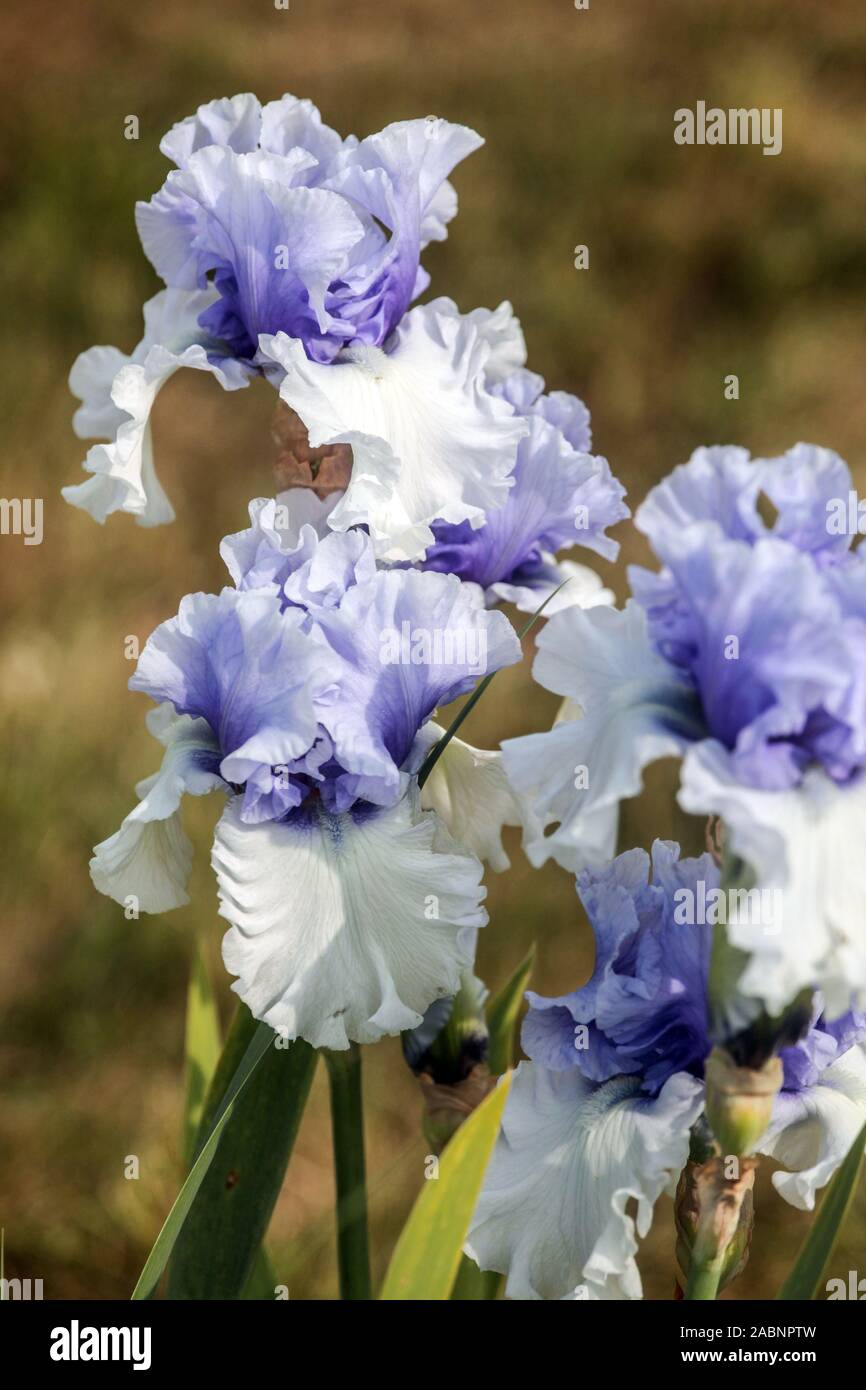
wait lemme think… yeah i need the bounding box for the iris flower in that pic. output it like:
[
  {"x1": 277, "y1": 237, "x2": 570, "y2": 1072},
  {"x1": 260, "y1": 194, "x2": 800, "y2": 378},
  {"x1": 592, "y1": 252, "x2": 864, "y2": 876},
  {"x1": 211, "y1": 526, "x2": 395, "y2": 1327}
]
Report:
[
  {"x1": 63, "y1": 93, "x2": 527, "y2": 559},
  {"x1": 466, "y1": 841, "x2": 866, "y2": 1299},
  {"x1": 503, "y1": 445, "x2": 866, "y2": 1017},
  {"x1": 90, "y1": 510, "x2": 531, "y2": 1049}
]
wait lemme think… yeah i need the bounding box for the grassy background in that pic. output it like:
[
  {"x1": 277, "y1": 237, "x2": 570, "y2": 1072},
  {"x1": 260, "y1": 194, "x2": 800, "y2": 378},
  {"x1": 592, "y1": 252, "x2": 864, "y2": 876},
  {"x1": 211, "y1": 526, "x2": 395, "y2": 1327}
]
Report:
[{"x1": 2, "y1": 0, "x2": 866, "y2": 1298}]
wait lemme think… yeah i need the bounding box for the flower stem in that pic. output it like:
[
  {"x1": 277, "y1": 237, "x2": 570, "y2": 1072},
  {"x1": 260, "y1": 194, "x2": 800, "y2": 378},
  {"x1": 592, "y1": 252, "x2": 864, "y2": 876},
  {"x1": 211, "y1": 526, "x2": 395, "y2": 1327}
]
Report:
[
  {"x1": 684, "y1": 1245, "x2": 725, "y2": 1301},
  {"x1": 680, "y1": 1155, "x2": 756, "y2": 1301},
  {"x1": 324, "y1": 1043, "x2": 372, "y2": 1300}
]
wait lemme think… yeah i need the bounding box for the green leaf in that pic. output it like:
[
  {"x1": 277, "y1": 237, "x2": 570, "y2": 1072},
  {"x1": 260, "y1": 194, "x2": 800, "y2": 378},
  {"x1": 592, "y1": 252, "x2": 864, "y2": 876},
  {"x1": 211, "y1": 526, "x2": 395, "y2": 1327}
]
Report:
[
  {"x1": 379, "y1": 1071, "x2": 512, "y2": 1300},
  {"x1": 241, "y1": 1245, "x2": 280, "y2": 1301},
  {"x1": 130, "y1": 1017, "x2": 275, "y2": 1301},
  {"x1": 417, "y1": 582, "x2": 569, "y2": 790},
  {"x1": 776, "y1": 1118, "x2": 866, "y2": 1300},
  {"x1": 486, "y1": 944, "x2": 535, "y2": 1076},
  {"x1": 167, "y1": 1005, "x2": 317, "y2": 1300},
  {"x1": 450, "y1": 1253, "x2": 501, "y2": 1300},
  {"x1": 182, "y1": 935, "x2": 222, "y2": 1168}
]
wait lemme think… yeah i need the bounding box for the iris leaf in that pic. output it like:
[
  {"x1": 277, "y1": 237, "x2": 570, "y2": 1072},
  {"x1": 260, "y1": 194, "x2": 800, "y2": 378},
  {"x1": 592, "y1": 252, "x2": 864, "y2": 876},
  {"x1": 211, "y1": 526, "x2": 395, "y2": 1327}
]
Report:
[
  {"x1": 181, "y1": 934, "x2": 222, "y2": 1168},
  {"x1": 379, "y1": 1071, "x2": 512, "y2": 1300},
  {"x1": 130, "y1": 1017, "x2": 275, "y2": 1300},
  {"x1": 486, "y1": 943, "x2": 535, "y2": 1076},
  {"x1": 168, "y1": 1005, "x2": 317, "y2": 1300},
  {"x1": 776, "y1": 1118, "x2": 866, "y2": 1300}
]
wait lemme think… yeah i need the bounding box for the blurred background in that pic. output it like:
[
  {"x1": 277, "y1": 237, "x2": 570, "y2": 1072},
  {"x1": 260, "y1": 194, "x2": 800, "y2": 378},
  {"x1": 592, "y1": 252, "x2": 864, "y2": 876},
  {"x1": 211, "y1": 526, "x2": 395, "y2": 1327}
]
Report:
[{"x1": 2, "y1": 0, "x2": 866, "y2": 1299}]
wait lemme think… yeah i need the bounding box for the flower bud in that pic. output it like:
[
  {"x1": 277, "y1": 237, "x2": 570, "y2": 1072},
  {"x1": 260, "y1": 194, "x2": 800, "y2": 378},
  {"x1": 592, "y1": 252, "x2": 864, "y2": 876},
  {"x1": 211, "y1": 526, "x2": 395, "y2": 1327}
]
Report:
[
  {"x1": 704, "y1": 1046, "x2": 782, "y2": 1158},
  {"x1": 403, "y1": 969, "x2": 492, "y2": 1152},
  {"x1": 419, "y1": 1066, "x2": 496, "y2": 1153},
  {"x1": 674, "y1": 1155, "x2": 756, "y2": 1294}
]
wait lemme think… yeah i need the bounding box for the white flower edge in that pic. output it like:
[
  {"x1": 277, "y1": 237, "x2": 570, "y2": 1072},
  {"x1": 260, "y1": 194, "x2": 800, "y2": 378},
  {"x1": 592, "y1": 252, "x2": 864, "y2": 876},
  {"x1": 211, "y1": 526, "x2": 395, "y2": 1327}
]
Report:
[
  {"x1": 418, "y1": 723, "x2": 542, "y2": 872},
  {"x1": 90, "y1": 707, "x2": 223, "y2": 913},
  {"x1": 464, "y1": 1062, "x2": 704, "y2": 1300},
  {"x1": 64, "y1": 288, "x2": 251, "y2": 527},
  {"x1": 488, "y1": 557, "x2": 615, "y2": 616},
  {"x1": 502, "y1": 602, "x2": 698, "y2": 872},
  {"x1": 759, "y1": 1046, "x2": 866, "y2": 1210},
  {"x1": 214, "y1": 789, "x2": 487, "y2": 1049},
  {"x1": 259, "y1": 300, "x2": 527, "y2": 562},
  {"x1": 678, "y1": 740, "x2": 866, "y2": 1018}
]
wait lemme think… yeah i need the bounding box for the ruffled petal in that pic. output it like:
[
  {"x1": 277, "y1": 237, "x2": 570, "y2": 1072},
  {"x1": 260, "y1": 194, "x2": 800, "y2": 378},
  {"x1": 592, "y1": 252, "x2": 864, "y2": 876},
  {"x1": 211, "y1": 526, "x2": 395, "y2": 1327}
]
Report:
[
  {"x1": 130, "y1": 589, "x2": 339, "y2": 820},
  {"x1": 137, "y1": 149, "x2": 366, "y2": 357},
  {"x1": 758, "y1": 442, "x2": 855, "y2": 562},
  {"x1": 214, "y1": 792, "x2": 486, "y2": 1048},
  {"x1": 502, "y1": 602, "x2": 702, "y2": 871},
  {"x1": 678, "y1": 741, "x2": 866, "y2": 1017},
  {"x1": 422, "y1": 413, "x2": 628, "y2": 594},
  {"x1": 493, "y1": 367, "x2": 592, "y2": 453},
  {"x1": 312, "y1": 566, "x2": 521, "y2": 809},
  {"x1": 159, "y1": 93, "x2": 263, "y2": 168},
  {"x1": 758, "y1": 1046, "x2": 866, "y2": 1210},
  {"x1": 488, "y1": 558, "x2": 614, "y2": 616},
  {"x1": 418, "y1": 723, "x2": 540, "y2": 872},
  {"x1": 260, "y1": 301, "x2": 527, "y2": 561},
  {"x1": 522, "y1": 841, "x2": 714, "y2": 1092},
  {"x1": 635, "y1": 445, "x2": 762, "y2": 556},
  {"x1": 220, "y1": 490, "x2": 357, "y2": 601},
  {"x1": 630, "y1": 531, "x2": 859, "y2": 789},
  {"x1": 90, "y1": 707, "x2": 223, "y2": 913},
  {"x1": 429, "y1": 298, "x2": 527, "y2": 384},
  {"x1": 324, "y1": 120, "x2": 483, "y2": 341},
  {"x1": 63, "y1": 289, "x2": 251, "y2": 526},
  {"x1": 465, "y1": 1063, "x2": 703, "y2": 1300},
  {"x1": 259, "y1": 94, "x2": 344, "y2": 174}
]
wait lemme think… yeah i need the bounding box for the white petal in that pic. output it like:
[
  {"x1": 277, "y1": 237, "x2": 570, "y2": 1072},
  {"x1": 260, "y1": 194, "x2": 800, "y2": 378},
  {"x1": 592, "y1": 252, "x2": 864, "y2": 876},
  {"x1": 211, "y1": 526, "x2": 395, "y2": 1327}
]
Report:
[
  {"x1": 69, "y1": 346, "x2": 130, "y2": 439},
  {"x1": 90, "y1": 710, "x2": 223, "y2": 913},
  {"x1": 418, "y1": 724, "x2": 540, "y2": 872},
  {"x1": 678, "y1": 742, "x2": 866, "y2": 1017},
  {"x1": 489, "y1": 557, "x2": 614, "y2": 615},
  {"x1": 214, "y1": 792, "x2": 487, "y2": 1049},
  {"x1": 260, "y1": 301, "x2": 527, "y2": 561},
  {"x1": 758, "y1": 1047, "x2": 866, "y2": 1210},
  {"x1": 64, "y1": 289, "x2": 251, "y2": 526},
  {"x1": 426, "y1": 297, "x2": 527, "y2": 384},
  {"x1": 502, "y1": 602, "x2": 699, "y2": 871},
  {"x1": 465, "y1": 1063, "x2": 703, "y2": 1300},
  {"x1": 259, "y1": 94, "x2": 344, "y2": 172},
  {"x1": 160, "y1": 93, "x2": 263, "y2": 167}
]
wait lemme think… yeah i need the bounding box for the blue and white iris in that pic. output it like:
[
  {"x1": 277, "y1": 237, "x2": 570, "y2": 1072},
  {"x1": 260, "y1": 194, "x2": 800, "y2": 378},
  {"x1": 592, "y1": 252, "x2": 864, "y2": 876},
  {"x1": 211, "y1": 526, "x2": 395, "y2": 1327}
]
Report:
[
  {"x1": 90, "y1": 514, "x2": 533, "y2": 1048},
  {"x1": 503, "y1": 444, "x2": 866, "y2": 1017},
  {"x1": 466, "y1": 841, "x2": 866, "y2": 1300},
  {"x1": 63, "y1": 93, "x2": 529, "y2": 560}
]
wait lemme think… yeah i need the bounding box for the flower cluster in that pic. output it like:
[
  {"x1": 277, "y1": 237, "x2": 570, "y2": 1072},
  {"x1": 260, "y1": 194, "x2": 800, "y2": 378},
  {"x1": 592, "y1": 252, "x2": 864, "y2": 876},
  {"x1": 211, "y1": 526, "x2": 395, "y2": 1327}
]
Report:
[
  {"x1": 72, "y1": 91, "x2": 866, "y2": 1304},
  {"x1": 77, "y1": 94, "x2": 628, "y2": 1062}
]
